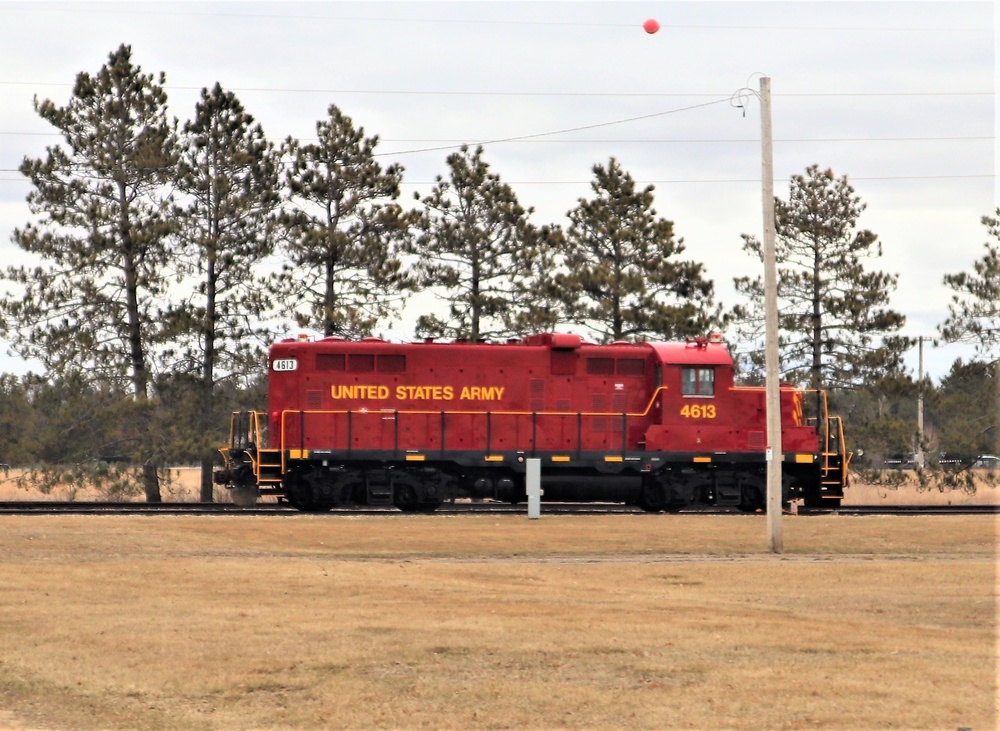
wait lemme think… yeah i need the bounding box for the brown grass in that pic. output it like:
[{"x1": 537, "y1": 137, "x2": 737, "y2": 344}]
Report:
[
  {"x1": 0, "y1": 513, "x2": 995, "y2": 731},
  {"x1": 0, "y1": 467, "x2": 230, "y2": 503}
]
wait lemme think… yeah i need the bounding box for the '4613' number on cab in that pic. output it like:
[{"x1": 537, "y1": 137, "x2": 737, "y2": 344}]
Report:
[{"x1": 680, "y1": 404, "x2": 717, "y2": 419}]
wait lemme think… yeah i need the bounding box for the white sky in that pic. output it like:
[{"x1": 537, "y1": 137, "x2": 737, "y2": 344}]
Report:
[{"x1": 0, "y1": 0, "x2": 995, "y2": 382}]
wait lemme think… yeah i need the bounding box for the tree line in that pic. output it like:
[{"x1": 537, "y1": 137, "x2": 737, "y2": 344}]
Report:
[{"x1": 0, "y1": 45, "x2": 996, "y2": 499}]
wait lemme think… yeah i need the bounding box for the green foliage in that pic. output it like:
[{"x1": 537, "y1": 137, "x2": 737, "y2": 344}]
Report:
[
  {"x1": 168, "y1": 82, "x2": 281, "y2": 377},
  {"x1": 929, "y1": 359, "x2": 996, "y2": 460},
  {"x1": 939, "y1": 208, "x2": 1000, "y2": 357},
  {"x1": 939, "y1": 209, "x2": 1000, "y2": 455},
  {"x1": 831, "y1": 375, "x2": 920, "y2": 465},
  {"x1": 1, "y1": 44, "x2": 177, "y2": 400},
  {"x1": 0, "y1": 368, "x2": 265, "y2": 500},
  {"x1": 732, "y1": 164, "x2": 910, "y2": 390},
  {"x1": 557, "y1": 158, "x2": 720, "y2": 342},
  {"x1": 409, "y1": 145, "x2": 555, "y2": 342},
  {"x1": 0, "y1": 373, "x2": 42, "y2": 465},
  {"x1": 279, "y1": 104, "x2": 415, "y2": 338},
  {"x1": 14, "y1": 462, "x2": 144, "y2": 501}
]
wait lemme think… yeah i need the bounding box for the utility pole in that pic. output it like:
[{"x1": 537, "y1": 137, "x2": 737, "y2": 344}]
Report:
[
  {"x1": 916, "y1": 336, "x2": 924, "y2": 468},
  {"x1": 760, "y1": 76, "x2": 783, "y2": 553}
]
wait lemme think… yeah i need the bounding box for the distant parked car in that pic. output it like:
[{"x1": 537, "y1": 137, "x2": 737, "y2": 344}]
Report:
[
  {"x1": 971, "y1": 455, "x2": 999, "y2": 470},
  {"x1": 883, "y1": 453, "x2": 917, "y2": 470}
]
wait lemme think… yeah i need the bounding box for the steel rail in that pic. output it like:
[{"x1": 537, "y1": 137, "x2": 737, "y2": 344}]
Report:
[{"x1": 0, "y1": 502, "x2": 994, "y2": 516}]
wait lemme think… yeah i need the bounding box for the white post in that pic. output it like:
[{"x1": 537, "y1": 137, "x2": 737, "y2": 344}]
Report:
[
  {"x1": 526, "y1": 458, "x2": 542, "y2": 519},
  {"x1": 760, "y1": 76, "x2": 783, "y2": 553},
  {"x1": 916, "y1": 336, "x2": 925, "y2": 469}
]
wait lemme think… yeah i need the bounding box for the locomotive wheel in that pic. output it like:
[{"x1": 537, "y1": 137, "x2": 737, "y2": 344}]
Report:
[
  {"x1": 285, "y1": 474, "x2": 336, "y2": 512},
  {"x1": 393, "y1": 485, "x2": 422, "y2": 512},
  {"x1": 393, "y1": 485, "x2": 443, "y2": 513},
  {"x1": 287, "y1": 493, "x2": 335, "y2": 512},
  {"x1": 735, "y1": 484, "x2": 765, "y2": 512},
  {"x1": 637, "y1": 479, "x2": 667, "y2": 513}
]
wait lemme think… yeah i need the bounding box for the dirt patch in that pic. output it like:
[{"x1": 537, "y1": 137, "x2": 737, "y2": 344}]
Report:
[{"x1": 0, "y1": 711, "x2": 52, "y2": 731}]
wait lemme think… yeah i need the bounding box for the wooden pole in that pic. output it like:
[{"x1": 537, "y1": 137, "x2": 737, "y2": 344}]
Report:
[
  {"x1": 760, "y1": 76, "x2": 783, "y2": 553},
  {"x1": 916, "y1": 336, "x2": 925, "y2": 468}
]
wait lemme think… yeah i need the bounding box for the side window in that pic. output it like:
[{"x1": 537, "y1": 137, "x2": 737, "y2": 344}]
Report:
[
  {"x1": 681, "y1": 367, "x2": 714, "y2": 396},
  {"x1": 697, "y1": 367, "x2": 714, "y2": 396}
]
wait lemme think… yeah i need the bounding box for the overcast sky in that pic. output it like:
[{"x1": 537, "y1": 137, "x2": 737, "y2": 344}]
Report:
[{"x1": 0, "y1": 1, "x2": 995, "y2": 382}]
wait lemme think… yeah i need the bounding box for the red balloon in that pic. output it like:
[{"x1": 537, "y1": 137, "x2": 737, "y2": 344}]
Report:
[{"x1": 643, "y1": 18, "x2": 660, "y2": 34}]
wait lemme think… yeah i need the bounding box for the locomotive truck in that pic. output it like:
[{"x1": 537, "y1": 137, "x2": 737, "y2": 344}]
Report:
[{"x1": 215, "y1": 332, "x2": 850, "y2": 512}]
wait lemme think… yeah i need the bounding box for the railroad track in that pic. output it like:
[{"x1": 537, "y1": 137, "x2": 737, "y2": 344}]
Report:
[
  {"x1": 0, "y1": 501, "x2": 995, "y2": 516},
  {"x1": 820, "y1": 504, "x2": 998, "y2": 516},
  {"x1": 0, "y1": 501, "x2": 640, "y2": 516}
]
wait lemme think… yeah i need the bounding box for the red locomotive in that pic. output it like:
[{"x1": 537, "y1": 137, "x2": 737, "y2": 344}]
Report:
[{"x1": 216, "y1": 333, "x2": 850, "y2": 512}]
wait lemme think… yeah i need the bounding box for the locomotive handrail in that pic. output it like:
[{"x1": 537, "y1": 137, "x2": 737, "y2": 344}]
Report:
[
  {"x1": 270, "y1": 381, "x2": 836, "y2": 462},
  {"x1": 235, "y1": 380, "x2": 847, "y2": 481},
  {"x1": 222, "y1": 410, "x2": 268, "y2": 478},
  {"x1": 274, "y1": 395, "x2": 663, "y2": 464},
  {"x1": 802, "y1": 388, "x2": 847, "y2": 477},
  {"x1": 275, "y1": 385, "x2": 670, "y2": 424},
  {"x1": 796, "y1": 388, "x2": 852, "y2": 485}
]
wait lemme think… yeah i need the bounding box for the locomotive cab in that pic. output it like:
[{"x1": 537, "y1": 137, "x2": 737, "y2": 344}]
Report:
[{"x1": 635, "y1": 335, "x2": 848, "y2": 511}]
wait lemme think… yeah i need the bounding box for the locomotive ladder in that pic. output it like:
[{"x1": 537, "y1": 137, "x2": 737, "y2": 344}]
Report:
[
  {"x1": 229, "y1": 411, "x2": 283, "y2": 495},
  {"x1": 819, "y1": 415, "x2": 850, "y2": 499},
  {"x1": 254, "y1": 447, "x2": 284, "y2": 493}
]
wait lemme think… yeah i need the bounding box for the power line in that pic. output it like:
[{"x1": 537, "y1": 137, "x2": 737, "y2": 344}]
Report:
[
  {"x1": 0, "y1": 81, "x2": 991, "y2": 98},
  {"x1": 376, "y1": 97, "x2": 738, "y2": 157}
]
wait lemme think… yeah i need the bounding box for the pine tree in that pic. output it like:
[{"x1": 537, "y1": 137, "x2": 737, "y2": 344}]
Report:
[
  {"x1": 169, "y1": 83, "x2": 282, "y2": 501},
  {"x1": 931, "y1": 360, "x2": 996, "y2": 461},
  {"x1": 279, "y1": 104, "x2": 414, "y2": 338},
  {"x1": 831, "y1": 375, "x2": 920, "y2": 467},
  {"x1": 0, "y1": 44, "x2": 178, "y2": 501},
  {"x1": 939, "y1": 209, "x2": 1000, "y2": 454},
  {"x1": 410, "y1": 145, "x2": 556, "y2": 342},
  {"x1": 732, "y1": 164, "x2": 909, "y2": 392},
  {"x1": 940, "y1": 209, "x2": 1000, "y2": 356},
  {"x1": 558, "y1": 158, "x2": 719, "y2": 343}
]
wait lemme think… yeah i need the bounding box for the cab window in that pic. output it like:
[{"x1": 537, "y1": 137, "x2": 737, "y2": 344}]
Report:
[{"x1": 681, "y1": 367, "x2": 714, "y2": 396}]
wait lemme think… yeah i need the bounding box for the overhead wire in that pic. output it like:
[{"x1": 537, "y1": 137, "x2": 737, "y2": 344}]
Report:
[{"x1": 3, "y1": 3, "x2": 988, "y2": 33}]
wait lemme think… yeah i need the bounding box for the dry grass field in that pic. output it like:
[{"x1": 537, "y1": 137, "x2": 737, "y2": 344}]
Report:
[{"x1": 0, "y1": 512, "x2": 995, "y2": 731}]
